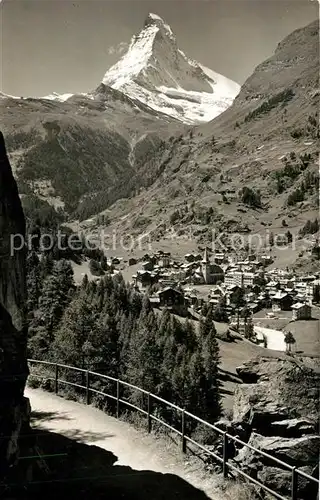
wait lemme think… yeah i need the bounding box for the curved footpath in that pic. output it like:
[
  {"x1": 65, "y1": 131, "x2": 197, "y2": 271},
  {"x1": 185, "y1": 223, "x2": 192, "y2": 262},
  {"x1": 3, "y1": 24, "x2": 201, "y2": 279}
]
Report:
[{"x1": 25, "y1": 388, "x2": 223, "y2": 499}]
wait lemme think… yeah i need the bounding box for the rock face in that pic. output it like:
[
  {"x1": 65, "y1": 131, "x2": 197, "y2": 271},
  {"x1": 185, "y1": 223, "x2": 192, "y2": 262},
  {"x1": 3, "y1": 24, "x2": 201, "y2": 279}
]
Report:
[
  {"x1": 231, "y1": 357, "x2": 319, "y2": 498},
  {"x1": 0, "y1": 132, "x2": 30, "y2": 479},
  {"x1": 102, "y1": 13, "x2": 240, "y2": 123}
]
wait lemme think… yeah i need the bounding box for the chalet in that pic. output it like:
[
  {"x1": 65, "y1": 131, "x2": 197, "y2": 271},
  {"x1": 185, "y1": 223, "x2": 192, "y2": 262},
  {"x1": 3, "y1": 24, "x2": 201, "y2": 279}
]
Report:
[
  {"x1": 142, "y1": 261, "x2": 154, "y2": 272},
  {"x1": 133, "y1": 270, "x2": 157, "y2": 288},
  {"x1": 266, "y1": 280, "x2": 280, "y2": 291},
  {"x1": 209, "y1": 285, "x2": 225, "y2": 305},
  {"x1": 185, "y1": 253, "x2": 202, "y2": 263},
  {"x1": 157, "y1": 252, "x2": 171, "y2": 268},
  {"x1": 157, "y1": 287, "x2": 185, "y2": 307},
  {"x1": 111, "y1": 257, "x2": 121, "y2": 265},
  {"x1": 291, "y1": 303, "x2": 312, "y2": 321},
  {"x1": 272, "y1": 292, "x2": 293, "y2": 312},
  {"x1": 260, "y1": 255, "x2": 273, "y2": 265},
  {"x1": 157, "y1": 287, "x2": 187, "y2": 316},
  {"x1": 247, "y1": 254, "x2": 257, "y2": 262},
  {"x1": 247, "y1": 302, "x2": 260, "y2": 314},
  {"x1": 185, "y1": 293, "x2": 199, "y2": 307}
]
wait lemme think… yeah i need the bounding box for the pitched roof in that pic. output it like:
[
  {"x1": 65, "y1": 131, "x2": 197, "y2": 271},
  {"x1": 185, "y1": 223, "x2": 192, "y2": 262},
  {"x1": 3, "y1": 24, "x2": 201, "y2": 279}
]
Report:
[{"x1": 291, "y1": 302, "x2": 310, "y2": 309}]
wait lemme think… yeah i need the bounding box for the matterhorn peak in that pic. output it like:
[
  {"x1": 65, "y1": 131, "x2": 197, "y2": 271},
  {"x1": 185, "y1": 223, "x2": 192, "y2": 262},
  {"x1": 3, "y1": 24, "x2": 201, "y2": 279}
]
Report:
[
  {"x1": 143, "y1": 13, "x2": 174, "y2": 36},
  {"x1": 144, "y1": 13, "x2": 166, "y2": 26},
  {"x1": 102, "y1": 13, "x2": 240, "y2": 124}
]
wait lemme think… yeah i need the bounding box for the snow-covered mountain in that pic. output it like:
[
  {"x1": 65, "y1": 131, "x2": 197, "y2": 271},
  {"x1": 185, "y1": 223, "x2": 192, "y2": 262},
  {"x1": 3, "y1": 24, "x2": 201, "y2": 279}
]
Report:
[
  {"x1": 102, "y1": 13, "x2": 240, "y2": 124},
  {"x1": 1, "y1": 13, "x2": 240, "y2": 124}
]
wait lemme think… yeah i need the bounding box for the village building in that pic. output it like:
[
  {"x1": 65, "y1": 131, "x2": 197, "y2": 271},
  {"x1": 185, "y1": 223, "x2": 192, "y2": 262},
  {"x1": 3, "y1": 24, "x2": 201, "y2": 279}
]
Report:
[
  {"x1": 260, "y1": 255, "x2": 273, "y2": 266},
  {"x1": 272, "y1": 292, "x2": 293, "y2": 312},
  {"x1": 209, "y1": 285, "x2": 225, "y2": 305},
  {"x1": 291, "y1": 302, "x2": 312, "y2": 321},
  {"x1": 111, "y1": 257, "x2": 121, "y2": 265},
  {"x1": 184, "y1": 253, "x2": 202, "y2": 263},
  {"x1": 128, "y1": 257, "x2": 137, "y2": 266},
  {"x1": 133, "y1": 270, "x2": 158, "y2": 288},
  {"x1": 157, "y1": 252, "x2": 171, "y2": 268},
  {"x1": 200, "y1": 249, "x2": 224, "y2": 285},
  {"x1": 213, "y1": 253, "x2": 226, "y2": 265},
  {"x1": 224, "y1": 271, "x2": 243, "y2": 288},
  {"x1": 141, "y1": 261, "x2": 154, "y2": 272},
  {"x1": 156, "y1": 287, "x2": 188, "y2": 316},
  {"x1": 243, "y1": 272, "x2": 256, "y2": 288}
]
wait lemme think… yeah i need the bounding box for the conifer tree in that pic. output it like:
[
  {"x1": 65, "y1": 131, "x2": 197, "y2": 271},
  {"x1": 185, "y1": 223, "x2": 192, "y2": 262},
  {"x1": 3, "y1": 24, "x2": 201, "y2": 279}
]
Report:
[{"x1": 201, "y1": 324, "x2": 221, "y2": 421}]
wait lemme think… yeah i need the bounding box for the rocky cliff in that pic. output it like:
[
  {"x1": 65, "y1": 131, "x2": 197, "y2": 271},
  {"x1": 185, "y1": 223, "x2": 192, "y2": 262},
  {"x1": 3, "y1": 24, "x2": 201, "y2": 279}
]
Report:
[
  {"x1": 0, "y1": 132, "x2": 30, "y2": 482},
  {"x1": 230, "y1": 357, "x2": 319, "y2": 498}
]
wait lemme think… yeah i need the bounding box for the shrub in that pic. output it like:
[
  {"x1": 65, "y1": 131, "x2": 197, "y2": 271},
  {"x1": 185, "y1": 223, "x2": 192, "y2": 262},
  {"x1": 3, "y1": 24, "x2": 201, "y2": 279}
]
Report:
[
  {"x1": 244, "y1": 88, "x2": 294, "y2": 122},
  {"x1": 290, "y1": 128, "x2": 304, "y2": 139},
  {"x1": 239, "y1": 187, "x2": 262, "y2": 208},
  {"x1": 299, "y1": 219, "x2": 319, "y2": 236},
  {"x1": 169, "y1": 210, "x2": 181, "y2": 225},
  {"x1": 89, "y1": 259, "x2": 104, "y2": 276},
  {"x1": 132, "y1": 216, "x2": 151, "y2": 228},
  {"x1": 287, "y1": 188, "x2": 304, "y2": 206}
]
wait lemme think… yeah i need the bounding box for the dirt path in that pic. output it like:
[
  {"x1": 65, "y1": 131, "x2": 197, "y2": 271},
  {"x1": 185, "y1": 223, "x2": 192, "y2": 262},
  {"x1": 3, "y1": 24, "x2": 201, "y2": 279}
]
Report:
[{"x1": 25, "y1": 388, "x2": 221, "y2": 499}]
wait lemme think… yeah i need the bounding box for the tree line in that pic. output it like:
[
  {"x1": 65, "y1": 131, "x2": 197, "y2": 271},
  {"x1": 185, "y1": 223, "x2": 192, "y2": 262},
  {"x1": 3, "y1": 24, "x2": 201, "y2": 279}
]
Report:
[{"x1": 27, "y1": 256, "x2": 221, "y2": 430}]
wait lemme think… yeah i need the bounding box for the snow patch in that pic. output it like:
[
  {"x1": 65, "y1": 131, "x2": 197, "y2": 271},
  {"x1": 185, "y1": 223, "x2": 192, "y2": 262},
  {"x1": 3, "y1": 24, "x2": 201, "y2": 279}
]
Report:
[
  {"x1": 103, "y1": 24, "x2": 159, "y2": 89},
  {"x1": 42, "y1": 92, "x2": 74, "y2": 102},
  {"x1": 148, "y1": 13, "x2": 163, "y2": 21}
]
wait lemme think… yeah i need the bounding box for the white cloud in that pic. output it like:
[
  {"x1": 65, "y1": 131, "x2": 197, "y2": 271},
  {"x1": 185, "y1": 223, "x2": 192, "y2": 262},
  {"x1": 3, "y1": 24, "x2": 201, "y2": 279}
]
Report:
[{"x1": 108, "y1": 42, "x2": 128, "y2": 56}]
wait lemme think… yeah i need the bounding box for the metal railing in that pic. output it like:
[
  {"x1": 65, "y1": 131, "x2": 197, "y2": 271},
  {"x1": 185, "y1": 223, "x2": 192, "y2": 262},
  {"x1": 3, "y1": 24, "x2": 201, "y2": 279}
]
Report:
[{"x1": 27, "y1": 359, "x2": 319, "y2": 500}]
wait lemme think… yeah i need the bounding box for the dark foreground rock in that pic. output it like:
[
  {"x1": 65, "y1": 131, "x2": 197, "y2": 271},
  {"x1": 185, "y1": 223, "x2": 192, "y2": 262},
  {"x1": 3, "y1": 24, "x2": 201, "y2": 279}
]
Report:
[
  {"x1": 0, "y1": 132, "x2": 30, "y2": 484},
  {"x1": 230, "y1": 357, "x2": 319, "y2": 498}
]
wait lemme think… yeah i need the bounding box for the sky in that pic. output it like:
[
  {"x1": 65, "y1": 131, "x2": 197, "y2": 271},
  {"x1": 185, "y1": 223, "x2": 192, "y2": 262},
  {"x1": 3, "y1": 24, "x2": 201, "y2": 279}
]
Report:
[{"x1": 0, "y1": 0, "x2": 318, "y2": 97}]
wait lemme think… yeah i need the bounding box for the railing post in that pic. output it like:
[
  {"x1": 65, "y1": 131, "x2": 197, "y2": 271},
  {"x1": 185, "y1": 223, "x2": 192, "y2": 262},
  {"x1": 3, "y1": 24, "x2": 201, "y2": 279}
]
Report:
[
  {"x1": 55, "y1": 364, "x2": 59, "y2": 395},
  {"x1": 86, "y1": 370, "x2": 90, "y2": 405},
  {"x1": 291, "y1": 467, "x2": 298, "y2": 500},
  {"x1": 223, "y1": 432, "x2": 228, "y2": 478},
  {"x1": 181, "y1": 409, "x2": 186, "y2": 453},
  {"x1": 116, "y1": 380, "x2": 120, "y2": 418},
  {"x1": 147, "y1": 392, "x2": 152, "y2": 433}
]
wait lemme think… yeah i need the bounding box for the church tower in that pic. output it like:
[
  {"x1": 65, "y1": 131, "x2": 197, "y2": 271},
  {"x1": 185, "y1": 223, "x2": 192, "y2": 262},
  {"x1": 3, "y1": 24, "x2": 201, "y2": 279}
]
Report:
[{"x1": 201, "y1": 248, "x2": 211, "y2": 284}]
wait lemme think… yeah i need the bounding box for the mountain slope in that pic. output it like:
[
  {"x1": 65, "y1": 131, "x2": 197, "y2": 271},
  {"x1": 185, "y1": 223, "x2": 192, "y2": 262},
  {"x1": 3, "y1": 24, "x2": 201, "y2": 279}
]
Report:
[
  {"x1": 1, "y1": 12, "x2": 240, "y2": 219},
  {"x1": 102, "y1": 13, "x2": 240, "y2": 124},
  {"x1": 0, "y1": 83, "x2": 183, "y2": 219},
  {"x1": 98, "y1": 20, "x2": 319, "y2": 267}
]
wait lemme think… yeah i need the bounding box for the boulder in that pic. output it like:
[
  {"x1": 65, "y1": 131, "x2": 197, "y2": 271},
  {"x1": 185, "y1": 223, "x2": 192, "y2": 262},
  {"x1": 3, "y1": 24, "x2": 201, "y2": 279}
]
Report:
[
  {"x1": 234, "y1": 357, "x2": 319, "y2": 429},
  {"x1": 231, "y1": 357, "x2": 319, "y2": 497},
  {"x1": 270, "y1": 418, "x2": 317, "y2": 438},
  {"x1": 258, "y1": 465, "x2": 318, "y2": 499},
  {"x1": 236, "y1": 432, "x2": 320, "y2": 469}
]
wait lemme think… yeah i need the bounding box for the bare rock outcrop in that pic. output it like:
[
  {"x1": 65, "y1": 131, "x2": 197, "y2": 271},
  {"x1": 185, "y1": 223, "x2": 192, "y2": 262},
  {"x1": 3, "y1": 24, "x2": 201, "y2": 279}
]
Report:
[
  {"x1": 0, "y1": 132, "x2": 30, "y2": 481},
  {"x1": 230, "y1": 356, "x2": 319, "y2": 498}
]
